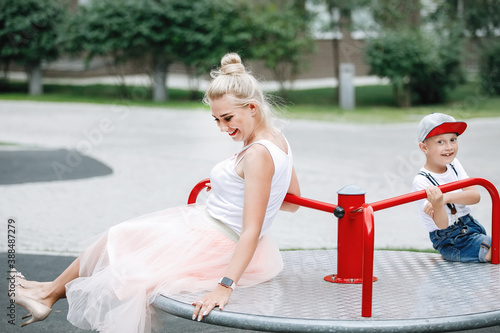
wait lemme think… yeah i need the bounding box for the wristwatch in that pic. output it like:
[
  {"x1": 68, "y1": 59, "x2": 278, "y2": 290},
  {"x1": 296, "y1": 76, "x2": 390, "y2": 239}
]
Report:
[{"x1": 218, "y1": 277, "x2": 235, "y2": 291}]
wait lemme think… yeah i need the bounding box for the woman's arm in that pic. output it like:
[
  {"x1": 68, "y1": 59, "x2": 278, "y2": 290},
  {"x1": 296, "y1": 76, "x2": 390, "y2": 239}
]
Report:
[
  {"x1": 193, "y1": 144, "x2": 273, "y2": 321},
  {"x1": 280, "y1": 167, "x2": 301, "y2": 212}
]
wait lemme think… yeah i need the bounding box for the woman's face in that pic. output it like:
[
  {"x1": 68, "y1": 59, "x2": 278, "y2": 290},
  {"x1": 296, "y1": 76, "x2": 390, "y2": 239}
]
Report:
[{"x1": 210, "y1": 94, "x2": 257, "y2": 145}]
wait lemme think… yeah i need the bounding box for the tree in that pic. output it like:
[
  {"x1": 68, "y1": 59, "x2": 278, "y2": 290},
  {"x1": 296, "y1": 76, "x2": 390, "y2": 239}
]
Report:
[
  {"x1": 63, "y1": 0, "x2": 253, "y2": 102},
  {"x1": 315, "y1": 0, "x2": 370, "y2": 103},
  {"x1": 366, "y1": 29, "x2": 464, "y2": 107},
  {"x1": 62, "y1": 0, "x2": 169, "y2": 99},
  {"x1": 365, "y1": 0, "x2": 465, "y2": 107},
  {"x1": 431, "y1": 0, "x2": 500, "y2": 96},
  {"x1": 0, "y1": 0, "x2": 66, "y2": 95},
  {"x1": 479, "y1": 41, "x2": 500, "y2": 96},
  {"x1": 432, "y1": 0, "x2": 500, "y2": 41},
  {"x1": 372, "y1": 0, "x2": 421, "y2": 31},
  {"x1": 165, "y1": 0, "x2": 253, "y2": 99},
  {"x1": 249, "y1": 1, "x2": 316, "y2": 95}
]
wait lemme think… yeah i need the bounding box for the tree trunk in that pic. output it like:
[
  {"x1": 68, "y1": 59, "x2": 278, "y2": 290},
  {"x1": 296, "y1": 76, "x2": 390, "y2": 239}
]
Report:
[
  {"x1": 28, "y1": 61, "x2": 43, "y2": 95},
  {"x1": 332, "y1": 37, "x2": 340, "y2": 103},
  {"x1": 153, "y1": 60, "x2": 169, "y2": 102},
  {"x1": 333, "y1": 8, "x2": 352, "y2": 104},
  {"x1": 402, "y1": 84, "x2": 411, "y2": 108}
]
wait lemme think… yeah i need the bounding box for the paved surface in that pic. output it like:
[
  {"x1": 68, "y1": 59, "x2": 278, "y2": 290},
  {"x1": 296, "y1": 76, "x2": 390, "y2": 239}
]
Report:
[
  {"x1": 1, "y1": 100, "x2": 500, "y2": 254},
  {"x1": 2, "y1": 253, "x2": 499, "y2": 333},
  {"x1": 1, "y1": 100, "x2": 499, "y2": 332},
  {"x1": 0, "y1": 253, "x2": 262, "y2": 333}
]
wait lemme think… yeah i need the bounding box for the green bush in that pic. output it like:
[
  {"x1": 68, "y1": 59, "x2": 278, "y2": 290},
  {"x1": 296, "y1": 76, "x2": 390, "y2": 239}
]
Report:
[
  {"x1": 365, "y1": 29, "x2": 464, "y2": 107},
  {"x1": 480, "y1": 40, "x2": 500, "y2": 95}
]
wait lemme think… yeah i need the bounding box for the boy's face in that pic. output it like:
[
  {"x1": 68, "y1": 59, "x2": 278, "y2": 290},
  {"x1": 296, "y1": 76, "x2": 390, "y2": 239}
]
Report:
[{"x1": 419, "y1": 133, "x2": 459, "y2": 170}]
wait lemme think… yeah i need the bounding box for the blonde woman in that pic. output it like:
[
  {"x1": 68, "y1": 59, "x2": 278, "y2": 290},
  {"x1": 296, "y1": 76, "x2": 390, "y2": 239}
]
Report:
[{"x1": 11, "y1": 52, "x2": 300, "y2": 333}]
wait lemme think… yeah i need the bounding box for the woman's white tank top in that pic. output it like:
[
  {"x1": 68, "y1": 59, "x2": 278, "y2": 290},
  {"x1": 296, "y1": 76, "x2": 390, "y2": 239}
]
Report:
[{"x1": 206, "y1": 138, "x2": 293, "y2": 238}]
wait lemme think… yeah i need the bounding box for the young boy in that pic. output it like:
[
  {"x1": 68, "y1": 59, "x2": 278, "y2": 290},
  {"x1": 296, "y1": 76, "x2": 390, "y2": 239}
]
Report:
[{"x1": 412, "y1": 113, "x2": 492, "y2": 262}]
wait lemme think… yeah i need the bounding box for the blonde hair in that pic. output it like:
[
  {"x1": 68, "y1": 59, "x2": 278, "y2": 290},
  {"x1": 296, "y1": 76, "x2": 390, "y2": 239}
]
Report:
[{"x1": 203, "y1": 53, "x2": 278, "y2": 131}]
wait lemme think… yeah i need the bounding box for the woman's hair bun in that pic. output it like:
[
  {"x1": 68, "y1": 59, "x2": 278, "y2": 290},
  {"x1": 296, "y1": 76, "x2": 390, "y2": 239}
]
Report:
[{"x1": 220, "y1": 52, "x2": 246, "y2": 75}]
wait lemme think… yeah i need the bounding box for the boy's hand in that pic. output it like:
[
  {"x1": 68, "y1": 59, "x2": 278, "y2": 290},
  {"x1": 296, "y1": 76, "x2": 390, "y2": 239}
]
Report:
[{"x1": 424, "y1": 186, "x2": 444, "y2": 217}]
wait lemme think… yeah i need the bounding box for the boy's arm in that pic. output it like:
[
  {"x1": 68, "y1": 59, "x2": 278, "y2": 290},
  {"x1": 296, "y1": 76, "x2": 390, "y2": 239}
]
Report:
[
  {"x1": 443, "y1": 186, "x2": 480, "y2": 206},
  {"x1": 425, "y1": 186, "x2": 449, "y2": 229}
]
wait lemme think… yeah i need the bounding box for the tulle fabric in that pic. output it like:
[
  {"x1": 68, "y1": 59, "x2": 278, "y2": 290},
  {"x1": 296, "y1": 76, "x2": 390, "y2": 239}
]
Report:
[{"x1": 65, "y1": 204, "x2": 283, "y2": 333}]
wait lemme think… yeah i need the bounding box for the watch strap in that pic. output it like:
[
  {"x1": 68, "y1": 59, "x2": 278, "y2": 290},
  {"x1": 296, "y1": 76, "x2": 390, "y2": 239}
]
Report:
[{"x1": 218, "y1": 277, "x2": 235, "y2": 291}]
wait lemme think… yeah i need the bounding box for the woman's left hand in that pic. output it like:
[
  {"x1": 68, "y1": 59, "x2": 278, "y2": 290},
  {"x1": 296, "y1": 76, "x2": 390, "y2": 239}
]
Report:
[{"x1": 192, "y1": 285, "x2": 232, "y2": 321}]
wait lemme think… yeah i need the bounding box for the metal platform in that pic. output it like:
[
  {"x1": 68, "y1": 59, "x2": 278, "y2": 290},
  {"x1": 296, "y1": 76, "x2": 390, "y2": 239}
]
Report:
[{"x1": 153, "y1": 250, "x2": 500, "y2": 332}]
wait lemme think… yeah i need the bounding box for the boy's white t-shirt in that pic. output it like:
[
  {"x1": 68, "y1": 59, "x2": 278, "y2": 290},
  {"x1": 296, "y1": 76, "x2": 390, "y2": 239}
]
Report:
[{"x1": 412, "y1": 158, "x2": 472, "y2": 232}]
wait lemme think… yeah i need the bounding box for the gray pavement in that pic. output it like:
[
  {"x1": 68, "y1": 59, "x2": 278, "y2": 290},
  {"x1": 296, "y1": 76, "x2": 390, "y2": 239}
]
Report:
[
  {"x1": 1, "y1": 100, "x2": 500, "y2": 332},
  {"x1": 1, "y1": 253, "x2": 261, "y2": 333},
  {"x1": 1, "y1": 100, "x2": 500, "y2": 254}
]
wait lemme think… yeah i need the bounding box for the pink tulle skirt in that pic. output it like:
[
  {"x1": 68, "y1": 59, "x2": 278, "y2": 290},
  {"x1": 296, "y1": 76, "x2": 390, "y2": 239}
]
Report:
[{"x1": 65, "y1": 204, "x2": 283, "y2": 333}]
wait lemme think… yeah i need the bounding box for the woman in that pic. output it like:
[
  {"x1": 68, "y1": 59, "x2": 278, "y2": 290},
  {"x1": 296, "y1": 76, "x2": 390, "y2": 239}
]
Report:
[{"x1": 11, "y1": 52, "x2": 300, "y2": 333}]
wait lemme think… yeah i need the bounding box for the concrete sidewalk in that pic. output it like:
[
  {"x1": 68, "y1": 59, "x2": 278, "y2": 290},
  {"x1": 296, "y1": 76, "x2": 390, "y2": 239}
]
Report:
[
  {"x1": 1, "y1": 100, "x2": 500, "y2": 255},
  {"x1": 1, "y1": 253, "x2": 261, "y2": 333},
  {"x1": 6, "y1": 71, "x2": 390, "y2": 91}
]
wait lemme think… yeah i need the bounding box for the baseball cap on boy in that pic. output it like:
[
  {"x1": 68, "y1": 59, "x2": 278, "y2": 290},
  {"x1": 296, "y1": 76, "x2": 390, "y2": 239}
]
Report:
[{"x1": 417, "y1": 113, "x2": 467, "y2": 142}]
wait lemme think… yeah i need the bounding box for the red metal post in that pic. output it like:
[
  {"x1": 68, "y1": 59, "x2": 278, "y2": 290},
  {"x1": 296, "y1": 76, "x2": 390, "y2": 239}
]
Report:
[
  {"x1": 325, "y1": 185, "x2": 372, "y2": 284},
  {"x1": 188, "y1": 177, "x2": 499, "y2": 318},
  {"x1": 361, "y1": 204, "x2": 375, "y2": 317},
  {"x1": 370, "y1": 178, "x2": 499, "y2": 264}
]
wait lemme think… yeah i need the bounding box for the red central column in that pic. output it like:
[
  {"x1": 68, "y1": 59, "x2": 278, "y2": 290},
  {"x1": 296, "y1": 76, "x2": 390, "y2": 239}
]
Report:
[{"x1": 325, "y1": 185, "x2": 368, "y2": 284}]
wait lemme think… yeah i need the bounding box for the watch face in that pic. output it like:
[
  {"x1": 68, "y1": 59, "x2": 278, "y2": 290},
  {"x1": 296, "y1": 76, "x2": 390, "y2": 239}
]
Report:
[{"x1": 220, "y1": 277, "x2": 233, "y2": 286}]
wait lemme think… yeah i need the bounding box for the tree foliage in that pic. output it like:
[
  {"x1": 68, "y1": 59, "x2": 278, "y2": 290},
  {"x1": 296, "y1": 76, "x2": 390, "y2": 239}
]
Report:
[
  {"x1": 432, "y1": 0, "x2": 500, "y2": 39},
  {"x1": 62, "y1": 1, "x2": 168, "y2": 82},
  {"x1": 480, "y1": 41, "x2": 500, "y2": 95},
  {"x1": 168, "y1": 0, "x2": 252, "y2": 75},
  {"x1": 62, "y1": 0, "x2": 315, "y2": 100},
  {"x1": 163, "y1": 0, "x2": 254, "y2": 98},
  {"x1": 0, "y1": 0, "x2": 66, "y2": 66},
  {"x1": 312, "y1": 0, "x2": 371, "y2": 103},
  {"x1": 249, "y1": 1, "x2": 316, "y2": 94},
  {"x1": 365, "y1": 0, "x2": 467, "y2": 107},
  {"x1": 0, "y1": 0, "x2": 66, "y2": 93},
  {"x1": 431, "y1": 0, "x2": 500, "y2": 96},
  {"x1": 366, "y1": 29, "x2": 464, "y2": 107},
  {"x1": 372, "y1": 0, "x2": 422, "y2": 30}
]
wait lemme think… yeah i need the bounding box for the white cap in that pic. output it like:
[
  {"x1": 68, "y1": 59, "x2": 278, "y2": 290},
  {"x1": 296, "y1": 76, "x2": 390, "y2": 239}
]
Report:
[{"x1": 417, "y1": 113, "x2": 467, "y2": 142}]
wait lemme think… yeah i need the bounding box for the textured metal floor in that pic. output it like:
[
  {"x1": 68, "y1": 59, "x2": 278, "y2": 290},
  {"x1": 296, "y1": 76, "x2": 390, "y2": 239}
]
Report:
[{"x1": 154, "y1": 250, "x2": 500, "y2": 332}]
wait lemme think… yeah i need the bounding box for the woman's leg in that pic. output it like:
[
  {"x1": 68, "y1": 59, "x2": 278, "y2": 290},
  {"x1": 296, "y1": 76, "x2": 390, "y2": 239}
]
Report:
[{"x1": 20, "y1": 257, "x2": 80, "y2": 308}]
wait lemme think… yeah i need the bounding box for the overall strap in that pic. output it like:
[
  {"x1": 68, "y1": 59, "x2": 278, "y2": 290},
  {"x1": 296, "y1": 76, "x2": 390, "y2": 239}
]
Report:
[
  {"x1": 449, "y1": 163, "x2": 458, "y2": 176},
  {"x1": 418, "y1": 169, "x2": 458, "y2": 215}
]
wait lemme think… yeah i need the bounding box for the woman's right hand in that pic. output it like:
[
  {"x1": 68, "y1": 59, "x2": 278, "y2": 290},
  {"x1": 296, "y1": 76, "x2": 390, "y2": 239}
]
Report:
[{"x1": 191, "y1": 285, "x2": 232, "y2": 322}]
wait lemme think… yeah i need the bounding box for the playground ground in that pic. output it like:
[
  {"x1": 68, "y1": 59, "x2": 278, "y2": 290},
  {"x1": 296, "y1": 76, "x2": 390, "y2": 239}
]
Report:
[{"x1": 1, "y1": 99, "x2": 499, "y2": 332}]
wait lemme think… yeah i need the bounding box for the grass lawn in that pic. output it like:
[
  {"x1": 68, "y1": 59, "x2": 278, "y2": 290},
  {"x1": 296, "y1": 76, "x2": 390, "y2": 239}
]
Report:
[{"x1": 1, "y1": 80, "x2": 500, "y2": 123}]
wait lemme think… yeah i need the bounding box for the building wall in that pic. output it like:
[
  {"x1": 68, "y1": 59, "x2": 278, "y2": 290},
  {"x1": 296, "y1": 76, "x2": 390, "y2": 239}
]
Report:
[
  {"x1": 35, "y1": 38, "x2": 372, "y2": 81},
  {"x1": 10, "y1": 36, "x2": 485, "y2": 83}
]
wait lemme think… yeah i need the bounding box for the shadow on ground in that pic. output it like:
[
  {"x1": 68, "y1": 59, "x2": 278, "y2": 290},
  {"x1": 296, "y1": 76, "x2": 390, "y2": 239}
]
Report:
[{"x1": 0, "y1": 149, "x2": 112, "y2": 185}]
